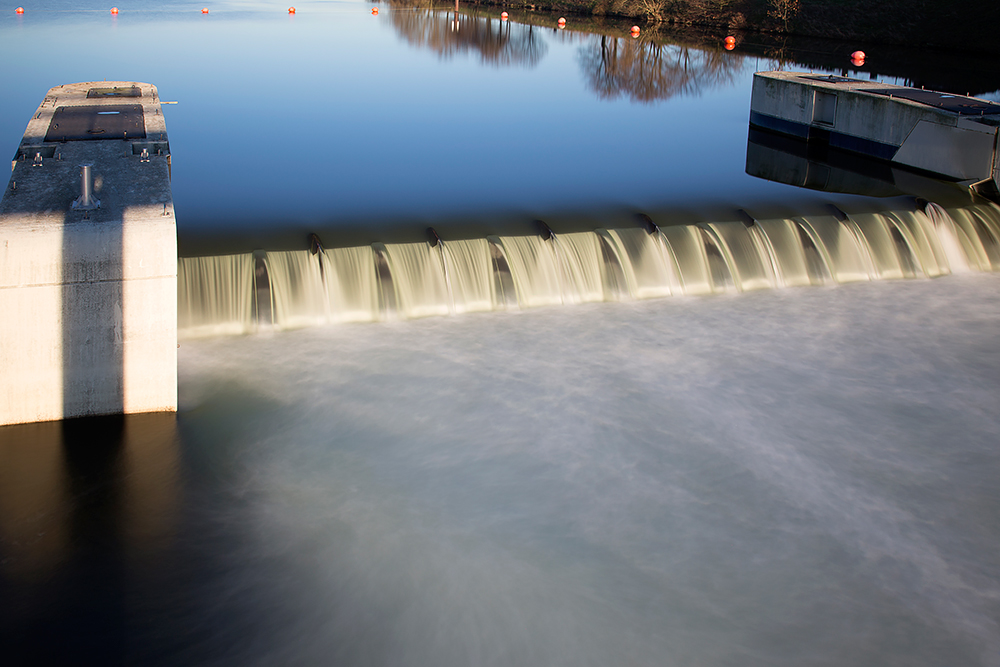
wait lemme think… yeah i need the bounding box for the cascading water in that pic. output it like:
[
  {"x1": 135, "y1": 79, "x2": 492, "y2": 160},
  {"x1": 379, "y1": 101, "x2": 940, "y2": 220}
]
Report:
[
  {"x1": 266, "y1": 250, "x2": 330, "y2": 330},
  {"x1": 176, "y1": 201, "x2": 1000, "y2": 337},
  {"x1": 383, "y1": 242, "x2": 452, "y2": 319},
  {"x1": 604, "y1": 227, "x2": 679, "y2": 298},
  {"x1": 323, "y1": 245, "x2": 381, "y2": 324},
  {"x1": 439, "y1": 238, "x2": 497, "y2": 314},
  {"x1": 177, "y1": 253, "x2": 255, "y2": 339},
  {"x1": 550, "y1": 232, "x2": 608, "y2": 304}
]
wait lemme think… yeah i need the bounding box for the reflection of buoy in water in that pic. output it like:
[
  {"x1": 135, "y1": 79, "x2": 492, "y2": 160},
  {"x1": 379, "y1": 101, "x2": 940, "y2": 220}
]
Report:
[
  {"x1": 630, "y1": 25, "x2": 640, "y2": 37},
  {"x1": 202, "y1": 7, "x2": 209, "y2": 13},
  {"x1": 110, "y1": 7, "x2": 118, "y2": 14},
  {"x1": 371, "y1": 7, "x2": 378, "y2": 14},
  {"x1": 725, "y1": 42, "x2": 735, "y2": 51},
  {"x1": 851, "y1": 56, "x2": 865, "y2": 67},
  {"x1": 501, "y1": 11, "x2": 508, "y2": 20},
  {"x1": 288, "y1": 6, "x2": 296, "y2": 14},
  {"x1": 724, "y1": 35, "x2": 735, "y2": 45},
  {"x1": 15, "y1": 6, "x2": 24, "y2": 14}
]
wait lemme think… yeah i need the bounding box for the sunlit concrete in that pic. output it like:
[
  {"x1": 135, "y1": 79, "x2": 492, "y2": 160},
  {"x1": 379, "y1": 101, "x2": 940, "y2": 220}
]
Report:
[
  {"x1": 750, "y1": 71, "x2": 1000, "y2": 188},
  {"x1": 0, "y1": 82, "x2": 176, "y2": 425}
]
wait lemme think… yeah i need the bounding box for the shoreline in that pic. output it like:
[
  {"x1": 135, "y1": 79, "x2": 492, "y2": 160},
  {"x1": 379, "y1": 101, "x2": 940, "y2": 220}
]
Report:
[
  {"x1": 386, "y1": 1, "x2": 1000, "y2": 96},
  {"x1": 445, "y1": 0, "x2": 1000, "y2": 56}
]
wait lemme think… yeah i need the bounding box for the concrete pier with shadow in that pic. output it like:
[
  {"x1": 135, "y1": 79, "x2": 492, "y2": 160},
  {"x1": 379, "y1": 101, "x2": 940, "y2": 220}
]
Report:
[
  {"x1": 0, "y1": 82, "x2": 176, "y2": 426},
  {"x1": 749, "y1": 71, "x2": 1000, "y2": 200}
]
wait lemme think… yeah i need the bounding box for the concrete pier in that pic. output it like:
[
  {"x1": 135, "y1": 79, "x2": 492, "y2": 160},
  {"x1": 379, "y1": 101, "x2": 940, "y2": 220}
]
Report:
[
  {"x1": 749, "y1": 72, "x2": 1000, "y2": 195},
  {"x1": 0, "y1": 82, "x2": 176, "y2": 426}
]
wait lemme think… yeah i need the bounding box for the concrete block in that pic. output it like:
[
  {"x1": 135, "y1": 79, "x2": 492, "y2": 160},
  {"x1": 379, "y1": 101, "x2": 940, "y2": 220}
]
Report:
[{"x1": 0, "y1": 82, "x2": 176, "y2": 425}]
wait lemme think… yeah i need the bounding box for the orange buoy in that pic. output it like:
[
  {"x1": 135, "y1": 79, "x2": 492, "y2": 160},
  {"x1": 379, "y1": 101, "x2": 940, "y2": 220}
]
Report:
[
  {"x1": 630, "y1": 25, "x2": 640, "y2": 37},
  {"x1": 288, "y1": 6, "x2": 296, "y2": 14},
  {"x1": 558, "y1": 17, "x2": 566, "y2": 25},
  {"x1": 371, "y1": 7, "x2": 378, "y2": 14},
  {"x1": 501, "y1": 11, "x2": 508, "y2": 20},
  {"x1": 851, "y1": 50, "x2": 865, "y2": 60},
  {"x1": 202, "y1": 7, "x2": 209, "y2": 13},
  {"x1": 110, "y1": 7, "x2": 118, "y2": 14},
  {"x1": 15, "y1": 6, "x2": 23, "y2": 13},
  {"x1": 724, "y1": 35, "x2": 735, "y2": 45}
]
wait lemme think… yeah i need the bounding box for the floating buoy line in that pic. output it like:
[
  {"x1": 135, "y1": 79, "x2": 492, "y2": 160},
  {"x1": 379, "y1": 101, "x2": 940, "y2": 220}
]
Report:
[{"x1": 10, "y1": 4, "x2": 382, "y2": 15}]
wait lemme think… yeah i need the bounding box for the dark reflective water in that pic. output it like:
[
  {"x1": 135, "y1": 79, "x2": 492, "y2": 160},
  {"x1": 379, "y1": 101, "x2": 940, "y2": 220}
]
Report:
[{"x1": 0, "y1": 414, "x2": 181, "y2": 663}]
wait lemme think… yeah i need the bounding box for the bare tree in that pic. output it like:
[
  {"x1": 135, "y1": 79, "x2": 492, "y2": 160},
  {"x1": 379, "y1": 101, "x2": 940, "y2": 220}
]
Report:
[
  {"x1": 387, "y1": 1, "x2": 547, "y2": 67},
  {"x1": 767, "y1": 0, "x2": 800, "y2": 32},
  {"x1": 579, "y1": 33, "x2": 742, "y2": 103}
]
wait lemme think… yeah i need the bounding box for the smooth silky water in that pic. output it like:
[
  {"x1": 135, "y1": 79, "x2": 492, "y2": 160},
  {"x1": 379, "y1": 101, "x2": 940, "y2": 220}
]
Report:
[{"x1": 2, "y1": 1, "x2": 1000, "y2": 665}]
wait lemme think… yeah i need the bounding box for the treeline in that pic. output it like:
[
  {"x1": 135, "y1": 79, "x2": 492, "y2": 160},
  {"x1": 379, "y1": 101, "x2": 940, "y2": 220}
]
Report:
[{"x1": 459, "y1": 0, "x2": 999, "y2": 55}]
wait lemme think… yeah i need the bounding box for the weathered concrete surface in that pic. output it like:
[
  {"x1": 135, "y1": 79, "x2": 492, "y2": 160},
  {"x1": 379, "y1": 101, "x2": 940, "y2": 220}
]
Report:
[
  {"x1": 750, "y1": 71, "x2": 1000, "y2": 187},
  {"x1": 0, "y1": 82, "x2": 176, "y2": 426}
]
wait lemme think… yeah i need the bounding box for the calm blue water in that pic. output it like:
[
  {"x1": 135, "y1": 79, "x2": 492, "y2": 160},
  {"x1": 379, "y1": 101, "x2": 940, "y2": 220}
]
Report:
[
  {"x1": 3, "y1": 3, "x2": 1000, "y2": 666},
  {"x1": 3, "y1": 0, "x2": 991, "y2": 236},
  {"x1": 0, "y1": 2, "x2": 731, "y2": 230}
]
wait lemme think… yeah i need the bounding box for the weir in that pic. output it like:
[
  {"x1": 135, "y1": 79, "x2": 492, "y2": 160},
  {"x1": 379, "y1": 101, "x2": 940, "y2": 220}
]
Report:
[
  {"x1": 177, "y1": 199, "x2": 1000, "y2": 338},
  {"x1": 0, "y1": 82, "x2": 177, "y2": 426}
]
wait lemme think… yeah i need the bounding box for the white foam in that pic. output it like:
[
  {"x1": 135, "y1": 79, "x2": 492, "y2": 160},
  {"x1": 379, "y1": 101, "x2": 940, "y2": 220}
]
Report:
[{"x1": 178, "y1": 272, "x2": 1000, "y2": 666}]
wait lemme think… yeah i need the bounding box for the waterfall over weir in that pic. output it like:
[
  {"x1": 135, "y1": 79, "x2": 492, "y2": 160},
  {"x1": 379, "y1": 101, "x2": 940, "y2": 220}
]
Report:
[{"x1": 177, "y1": 201, "x2": 1000, "y2": 338}]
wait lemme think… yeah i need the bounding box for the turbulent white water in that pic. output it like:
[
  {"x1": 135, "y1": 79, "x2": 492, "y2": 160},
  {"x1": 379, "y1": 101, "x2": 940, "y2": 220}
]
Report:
[
  {"x1": 178, "y1": 271, "x2": 1000, "y2": 667},
  {"x1": 177, "y1": 201, "x2": 1000, "y2": 338}
]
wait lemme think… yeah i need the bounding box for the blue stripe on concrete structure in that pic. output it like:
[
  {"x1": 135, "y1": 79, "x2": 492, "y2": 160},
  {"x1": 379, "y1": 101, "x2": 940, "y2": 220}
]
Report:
[
  {"x1": 749, "y1": 111, "x2": 809, "y2": 138},
  {"x1": 828, "y1": 132, "x2": 899, "y2": 161},
  {"x1": 749, "y1": 111, "x2": 900, "y2": 161}
]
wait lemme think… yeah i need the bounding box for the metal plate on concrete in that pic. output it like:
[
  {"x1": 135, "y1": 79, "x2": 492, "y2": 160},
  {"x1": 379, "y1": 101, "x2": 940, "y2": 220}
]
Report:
[
  {"x1": 865, "y1": 89, "x2": 1000, "y2": 116},
  {"x1": 87, "y1": 85, "x2": 142, "y2": 98},
  {"x1": 45, "y1": 104, "x2": 146, "y2": 142},
  {"x1": 800, "y1": 75, "x2": 862, "y2": 85}
]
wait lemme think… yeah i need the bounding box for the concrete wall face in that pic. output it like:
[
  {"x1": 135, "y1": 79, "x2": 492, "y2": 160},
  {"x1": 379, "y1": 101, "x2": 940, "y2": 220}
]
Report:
[
  {"x1": 750, "y1": 76, "x2": 812, "y2": 126},
  {"x1": 993, "y1": 131, "x2": 1000, "y2": 184},
  {"x1": 893, "y1": 120, "x2": 997, "y2": 179},
  {"x1": 0, "y1": 82, "x2": 177, "y2": 426},
  {"x1": 750, "y1": 72, "x2": 1000, "y2": 187},
  {"x1": 752, "y1": 73, "x2": 950, "y2": 147},
  {"x1": 832, "y1": 92, "x2": 946, "y2": 148}
]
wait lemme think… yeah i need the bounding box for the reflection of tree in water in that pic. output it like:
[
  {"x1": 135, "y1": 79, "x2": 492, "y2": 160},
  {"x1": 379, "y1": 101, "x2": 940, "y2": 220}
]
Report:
[
  {"x1": 388, "y1": 2, "x2": 546, "y2": 67},
  {"x1": 579, "y1": 35, "x2": 742, "y2": 103}
]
